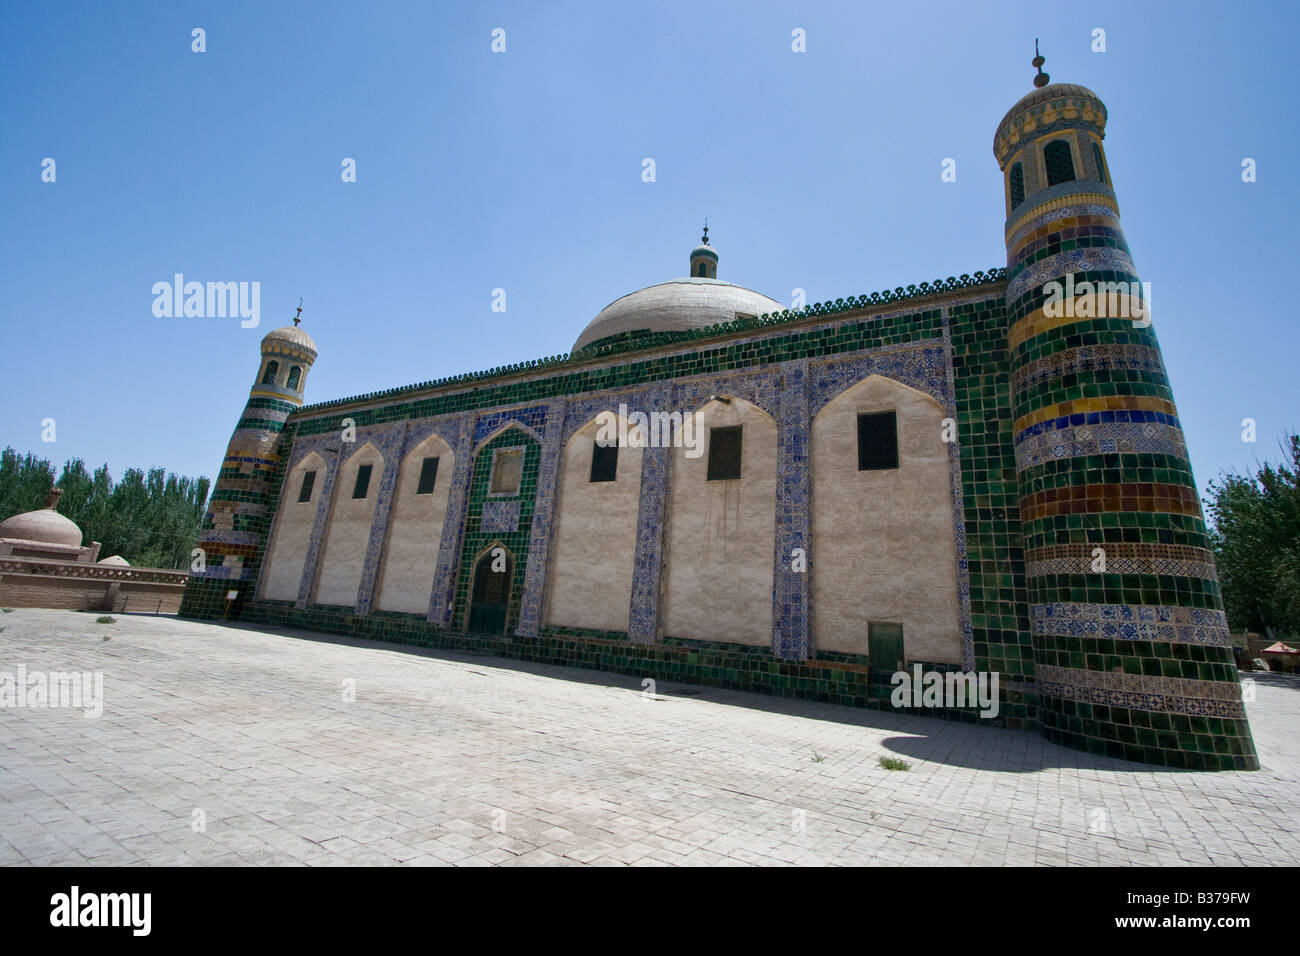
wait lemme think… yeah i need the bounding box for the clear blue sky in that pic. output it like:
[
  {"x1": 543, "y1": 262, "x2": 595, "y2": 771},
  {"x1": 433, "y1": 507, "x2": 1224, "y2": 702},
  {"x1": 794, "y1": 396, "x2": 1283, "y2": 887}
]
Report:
[{"x1": 2, "y1": 0, "x2": 1296, "y2": 496}]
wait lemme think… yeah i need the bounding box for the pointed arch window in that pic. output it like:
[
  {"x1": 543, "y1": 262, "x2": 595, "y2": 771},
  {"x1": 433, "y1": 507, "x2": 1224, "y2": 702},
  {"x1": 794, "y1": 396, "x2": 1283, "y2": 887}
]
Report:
[
  {"x1": 1009, "y1": 162, "x2": 1025, "y2": 209},
  {"x1": 261, "y1": 361, "x2": 279, "y2": 385},
  {"x1": 1044, "y1": 139, "x2": 1076, "y2": 186},
  {"x1": 1091, "y1": 141, "x2": 1108, "y2": 185},
  {"x1": 286, "y1": 366, "x2": 302, "y2": 389}
]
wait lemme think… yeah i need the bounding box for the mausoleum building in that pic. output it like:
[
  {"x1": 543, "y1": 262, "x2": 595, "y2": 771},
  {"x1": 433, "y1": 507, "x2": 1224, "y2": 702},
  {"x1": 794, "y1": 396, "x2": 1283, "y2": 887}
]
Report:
[{"x1": 181, "y1": 62, "x2": 1258, "y2": 771}]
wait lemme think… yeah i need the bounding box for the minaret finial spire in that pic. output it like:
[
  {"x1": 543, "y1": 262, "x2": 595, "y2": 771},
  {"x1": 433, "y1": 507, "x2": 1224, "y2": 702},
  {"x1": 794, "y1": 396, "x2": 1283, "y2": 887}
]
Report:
[
  {"x1": 702, "y1": 219, "x2": 709, "y2": 246},
  {"x1": 1032, "y1": 39, "x2": 1050, "y2": 88},
  {"x1": 293, "y1": 297, "x2": 303, "y2": 326}
]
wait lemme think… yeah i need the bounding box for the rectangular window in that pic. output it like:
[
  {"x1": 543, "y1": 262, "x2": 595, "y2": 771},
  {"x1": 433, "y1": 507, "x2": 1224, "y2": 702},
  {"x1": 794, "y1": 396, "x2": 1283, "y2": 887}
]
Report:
[
  {"x1": 590, "y1": 439, "x2": 618, "y2": 483},
  {"x1": 857, "y1": 411, "x2": 899, "y2": 470},
  {"x1": 297, "y1": 471, "x2": 316, "y2": 503},
  {"x1": 352, "y1": 463, "x2": 373, "y2": 499},
  {"x1": 489, "y1": 448, "x2": 523, "y2": 496},
  {"x1": 416, "y1": 456, "x2": 440, "y2": 495},
  {"x1": 707, "y1": 425, "x2": 743, "y2": 481}
]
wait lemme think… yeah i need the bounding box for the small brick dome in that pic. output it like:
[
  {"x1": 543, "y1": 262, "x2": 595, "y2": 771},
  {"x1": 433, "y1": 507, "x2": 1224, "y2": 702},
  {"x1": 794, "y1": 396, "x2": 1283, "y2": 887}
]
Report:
[{"x1": 0, "y1": 502, "x2": 83, "y2": 547}]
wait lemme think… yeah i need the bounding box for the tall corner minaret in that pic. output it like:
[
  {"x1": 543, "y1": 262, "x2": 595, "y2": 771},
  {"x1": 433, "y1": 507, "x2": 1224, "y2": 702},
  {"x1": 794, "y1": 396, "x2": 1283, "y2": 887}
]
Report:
[
  {"x1": 180, "y1": 303, "x2": 317, "y2": 619},
  {"x1": 995, "y1": 44, "x2": 1257, "y2": 770}
]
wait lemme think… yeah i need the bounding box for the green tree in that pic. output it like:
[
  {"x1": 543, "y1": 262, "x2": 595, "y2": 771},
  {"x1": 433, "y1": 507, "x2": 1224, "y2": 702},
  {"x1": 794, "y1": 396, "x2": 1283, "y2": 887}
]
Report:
[
  {"x1": 0, "y1": 446, "x2": 210, "y2": 569},
  {"x1": 1206, "y1": 434, "x2": 1300, "y2": 637}
]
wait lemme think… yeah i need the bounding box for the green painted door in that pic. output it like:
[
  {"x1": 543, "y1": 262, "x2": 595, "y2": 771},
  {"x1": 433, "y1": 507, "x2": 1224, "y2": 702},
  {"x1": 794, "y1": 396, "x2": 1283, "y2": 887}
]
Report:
[
  {"x1": 467, "y1": 550, "x2": 512, "y2": 634},
  {"x1": 868, "y1": 622, "x2": 905, "y2": 678}
]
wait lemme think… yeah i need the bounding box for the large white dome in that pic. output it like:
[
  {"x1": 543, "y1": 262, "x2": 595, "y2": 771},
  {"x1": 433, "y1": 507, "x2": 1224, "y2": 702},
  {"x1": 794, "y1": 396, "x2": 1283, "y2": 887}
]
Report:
[{"x1": 574, "y1": 277, "x2": 782, "y2": 352}]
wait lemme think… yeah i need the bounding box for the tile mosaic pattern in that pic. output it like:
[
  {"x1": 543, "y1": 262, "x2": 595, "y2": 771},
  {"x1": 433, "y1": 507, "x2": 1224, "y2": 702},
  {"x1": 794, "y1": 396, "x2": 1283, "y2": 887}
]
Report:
[
  {"x1": 480, "y1": 500, "x2": 521, "y2": 534},
  {"x1": 1036, "y1": 663, "x2": 1246, "y2": 718},
  {"x1": 1014, "y1": 417, "x2": 1187, "y2": 471},
  {"x1": 1030, "y1": 602, "x2": 1231, "y2": 646},
  {"x1": 515, "y1": 398, "x2": 567, "y2": 638},
  {"x1": 1010, "y1": 343, "x2": 1165, "y2": 394},
  {"x1": 1024, "y1": 543, "x2": 1217, "y2": 580},
  {"x1": 772, "y1": 360, "x2": 812, "y2": 659},
  {"x1": 628, "y1": 385, "x2": 671, "y2": 643}
]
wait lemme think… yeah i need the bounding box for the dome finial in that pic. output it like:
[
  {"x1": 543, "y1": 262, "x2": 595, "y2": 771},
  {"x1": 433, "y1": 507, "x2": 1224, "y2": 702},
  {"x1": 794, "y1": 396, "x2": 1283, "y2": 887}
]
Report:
[
  {"x1": 701, "y1": 219, "x2": 709, "y2": 246},
  {"x1": 1032, "y1": 39, "x2": 1050, "y2": 88},
  {"x1": 292, "y1": 297, "x2": 303, "y2": 327}
]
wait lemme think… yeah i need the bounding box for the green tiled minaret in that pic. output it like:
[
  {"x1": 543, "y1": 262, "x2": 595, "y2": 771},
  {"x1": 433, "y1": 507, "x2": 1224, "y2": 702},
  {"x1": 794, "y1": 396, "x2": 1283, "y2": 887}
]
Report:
[
  {"x1": 995, "y1": 47, "x2": 1257, "y2": 769},
  {"x1": 180, "y1": 310, "x2": 317, "y2": 619}
]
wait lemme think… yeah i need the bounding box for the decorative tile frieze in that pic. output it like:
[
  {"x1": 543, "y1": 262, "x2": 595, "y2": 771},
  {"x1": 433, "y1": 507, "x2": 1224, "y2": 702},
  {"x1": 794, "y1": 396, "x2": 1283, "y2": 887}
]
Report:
[
  {"x1": 474, "y1": 404, "x2": 549, "y2": 445},
  {"x1": 1014, "y1": 415, "x2": 1186, "y2": 470},
  {"x1": 1029, "y1": 602, "x2": 1232, "y2": 646},
  {"x1": 1011, "y1": 343, "x2": 1166, "y2": 394},
  {"x1": 1036, "y1": 664, "x2": 1246, "y2": 718},
  {"x1": 1025, "y1": 543, "x2": 1218, "y2": 580},
  {"x1": 1006, "y1": 245, "x2": 1137, "y2": 302},
  {"x1": 809, "y1": 341, "x2": 949, "y2": 415}
]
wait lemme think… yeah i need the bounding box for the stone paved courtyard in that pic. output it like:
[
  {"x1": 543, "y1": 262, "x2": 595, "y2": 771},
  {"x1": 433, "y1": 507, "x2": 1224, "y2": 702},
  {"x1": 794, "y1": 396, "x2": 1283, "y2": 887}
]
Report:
[{"x1": 1, "y1": 608, "x2": 1296, "y2": 866}]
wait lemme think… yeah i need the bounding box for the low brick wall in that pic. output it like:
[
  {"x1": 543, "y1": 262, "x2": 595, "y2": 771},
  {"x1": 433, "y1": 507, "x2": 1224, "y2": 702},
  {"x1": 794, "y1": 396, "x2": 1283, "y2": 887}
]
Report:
[{"x1": 0, "y1": 560, "x2": 187, "y2": 614}]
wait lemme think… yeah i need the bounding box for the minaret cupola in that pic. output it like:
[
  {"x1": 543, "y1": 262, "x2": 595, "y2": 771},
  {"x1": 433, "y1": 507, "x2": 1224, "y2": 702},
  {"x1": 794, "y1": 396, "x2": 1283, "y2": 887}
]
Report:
[{"x1": 689, "y1": 222, "x2": 718, "y2": 279}]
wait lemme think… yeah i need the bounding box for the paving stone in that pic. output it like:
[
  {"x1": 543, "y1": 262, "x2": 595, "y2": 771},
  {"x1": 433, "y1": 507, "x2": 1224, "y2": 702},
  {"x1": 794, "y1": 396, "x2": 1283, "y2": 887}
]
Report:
[{"x1": 1, "y1": 609, "x2": 1296, "y2": 867}]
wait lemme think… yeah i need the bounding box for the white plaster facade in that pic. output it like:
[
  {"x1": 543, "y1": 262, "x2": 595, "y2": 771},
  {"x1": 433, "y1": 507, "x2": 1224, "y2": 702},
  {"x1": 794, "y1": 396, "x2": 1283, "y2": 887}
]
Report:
[
  {"x1": 662, "y1": 398, "x2": 776, "y2": 646},
  {"x1": 262, "y1": 451, "x2": 325, "y2": 601},
  {"x1": 811, "y1": 375, "x2": 961, "y2": 663},
  {"x1": 544, "y1": 416, "x2": 644, "y2": 632},
  {"x1": 374, "y1": 434, "x2": 454, "y2": 614},
  {"x1": 314, "y1": 443, "x2": 383, "y2": 607}
]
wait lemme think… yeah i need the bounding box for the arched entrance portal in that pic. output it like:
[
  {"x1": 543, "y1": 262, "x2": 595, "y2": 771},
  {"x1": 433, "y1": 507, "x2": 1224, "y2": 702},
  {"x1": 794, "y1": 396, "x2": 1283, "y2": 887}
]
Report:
[{"x1": 467, "y1": 547, "x2": 513, "y2": 634}]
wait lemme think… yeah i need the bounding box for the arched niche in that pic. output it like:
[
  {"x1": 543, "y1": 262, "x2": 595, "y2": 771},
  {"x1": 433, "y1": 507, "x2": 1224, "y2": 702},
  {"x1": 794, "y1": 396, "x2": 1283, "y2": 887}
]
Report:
[
  {"x1": 315, "y1": 442, "x2": 385, "y2": 607},
  {"x1": 374, "y1": 432, "x2": 455, "y2": 614},
  {"x1": 546, "y1": 412, "x2": 647, "y2": 633},
  {"x1": 262, "y1": 450, "x2": 326, "y2": 601},
  {"x1": 662, "y1": 396, "x2": 776, "y2": 646},
  {"x1": 811, "y1": 374, "x2": 961, "y2": 664}
]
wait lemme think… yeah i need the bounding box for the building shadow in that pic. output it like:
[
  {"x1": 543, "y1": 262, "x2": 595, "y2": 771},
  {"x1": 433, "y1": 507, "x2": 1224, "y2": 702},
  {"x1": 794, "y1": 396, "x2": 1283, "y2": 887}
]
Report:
[{"x1": 198, "y1": 616, "x2": 1238, "y2": 776}]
